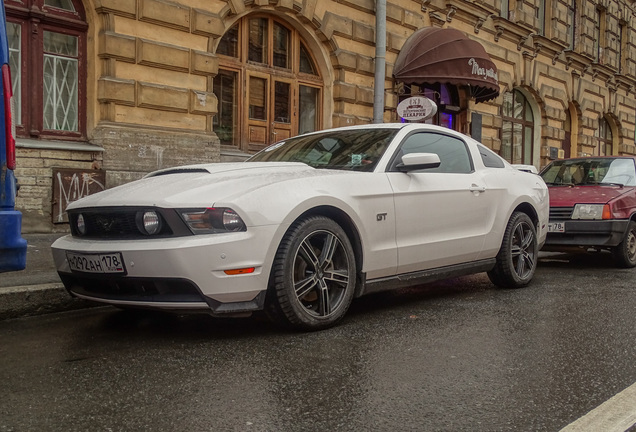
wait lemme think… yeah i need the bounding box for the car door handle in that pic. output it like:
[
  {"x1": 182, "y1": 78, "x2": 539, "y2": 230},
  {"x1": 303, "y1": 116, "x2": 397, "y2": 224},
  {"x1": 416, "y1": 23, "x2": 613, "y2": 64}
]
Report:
[{"x1": 469, "y1": 184, "x2": 486, "y2": 193}]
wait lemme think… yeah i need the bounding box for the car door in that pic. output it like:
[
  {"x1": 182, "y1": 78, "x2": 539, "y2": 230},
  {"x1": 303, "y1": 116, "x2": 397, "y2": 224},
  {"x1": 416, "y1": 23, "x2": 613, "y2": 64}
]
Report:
[{"x1": 387, "y1": 131, "x2": 495, "y2": 274}]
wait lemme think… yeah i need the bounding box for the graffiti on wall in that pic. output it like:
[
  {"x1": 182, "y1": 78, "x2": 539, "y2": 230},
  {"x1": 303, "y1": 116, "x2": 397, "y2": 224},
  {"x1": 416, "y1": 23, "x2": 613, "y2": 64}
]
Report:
[{"x1": 52, "y1": 168, "x2": 106, "y2": 224}]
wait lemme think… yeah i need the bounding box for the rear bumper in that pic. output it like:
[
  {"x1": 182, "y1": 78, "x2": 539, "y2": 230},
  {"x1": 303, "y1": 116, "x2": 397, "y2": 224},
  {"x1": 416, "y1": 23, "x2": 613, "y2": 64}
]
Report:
[{"x1": 543, "y1": 219, "x2": 629, "y2": 249}]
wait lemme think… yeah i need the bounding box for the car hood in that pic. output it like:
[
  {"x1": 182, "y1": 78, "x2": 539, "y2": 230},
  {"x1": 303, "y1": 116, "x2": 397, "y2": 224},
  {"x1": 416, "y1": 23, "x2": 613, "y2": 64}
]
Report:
[
  {"x1": 66, "y1": 162, "x2": 344, "y2": 209},
  {"x1": 547, "y1": 184, "x2": 636, "y2": 206}
]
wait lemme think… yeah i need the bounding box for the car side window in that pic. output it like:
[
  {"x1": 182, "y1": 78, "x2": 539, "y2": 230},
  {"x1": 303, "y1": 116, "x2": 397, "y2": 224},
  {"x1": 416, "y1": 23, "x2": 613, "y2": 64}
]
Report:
[
  {"x1": 392, "y1": 132, "x2": 473, "y2": 173},
  {"x1": 479, "y1": 145, "x2": 506, "y2": 168}
]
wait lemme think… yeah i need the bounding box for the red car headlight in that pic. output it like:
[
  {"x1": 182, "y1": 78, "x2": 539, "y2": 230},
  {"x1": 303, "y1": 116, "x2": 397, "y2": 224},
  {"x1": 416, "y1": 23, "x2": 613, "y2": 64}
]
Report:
[{"x1": 571, "y1": 204, "x2": 611, "y2": 220}]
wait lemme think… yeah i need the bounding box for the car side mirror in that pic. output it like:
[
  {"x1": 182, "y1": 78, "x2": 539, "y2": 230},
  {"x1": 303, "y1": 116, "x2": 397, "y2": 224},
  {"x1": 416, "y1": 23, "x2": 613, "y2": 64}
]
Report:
[{"x1": 396, "y1": 153, "x2": 441, "y2": 172}]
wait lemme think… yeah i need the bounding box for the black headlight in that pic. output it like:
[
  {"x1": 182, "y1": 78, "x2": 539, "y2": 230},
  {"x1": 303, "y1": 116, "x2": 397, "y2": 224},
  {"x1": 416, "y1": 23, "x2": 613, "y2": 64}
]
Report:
[
  {"x1": 179, "y1": 208, "x2": 246, "y2": 234},
  {"x1": 76, "y1": 213, "x2": 86, "y2": 235},
  {"x1": 136, "y1": 211, "x2": 162, "y2": 235}
]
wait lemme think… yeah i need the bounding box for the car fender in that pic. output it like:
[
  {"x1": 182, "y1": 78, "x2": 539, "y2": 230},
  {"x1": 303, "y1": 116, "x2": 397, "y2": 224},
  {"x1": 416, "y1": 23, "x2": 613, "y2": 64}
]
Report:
[
  {"x1": 216, "y1": 173, "x2": 399, "y2": 278},
  {"x1": 478, "y1": 169, "x2": 548, "y2": 257}
]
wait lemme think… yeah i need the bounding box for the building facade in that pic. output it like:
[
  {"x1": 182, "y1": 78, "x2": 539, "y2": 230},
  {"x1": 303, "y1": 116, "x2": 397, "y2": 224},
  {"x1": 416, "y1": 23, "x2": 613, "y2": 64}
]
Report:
[{"x1": 6, "y1": 0, "x2": 636, "y2": 232}]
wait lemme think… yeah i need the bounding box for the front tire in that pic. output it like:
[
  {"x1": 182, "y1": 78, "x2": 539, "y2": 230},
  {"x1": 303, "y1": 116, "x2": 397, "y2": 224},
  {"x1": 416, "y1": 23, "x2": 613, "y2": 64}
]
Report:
[
  {"x1": 488, "y1": 212, "x2": 538, "y2": 288},
  {"x1": 612, "y1": 220, "x2": 636, "y2": 268},
  {"x1": 267, "y1": 216, "x2": 356, "y2": 331}
]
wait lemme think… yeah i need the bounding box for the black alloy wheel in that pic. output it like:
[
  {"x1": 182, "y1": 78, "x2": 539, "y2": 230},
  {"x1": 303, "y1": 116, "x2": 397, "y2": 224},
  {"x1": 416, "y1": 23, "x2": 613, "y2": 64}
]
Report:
[
  {"x1": 267, "y1": 216, "x2": 356, "y2": 331},
  {"x1": 488, "y1": 211, "x2": 538, "y2": 288}
]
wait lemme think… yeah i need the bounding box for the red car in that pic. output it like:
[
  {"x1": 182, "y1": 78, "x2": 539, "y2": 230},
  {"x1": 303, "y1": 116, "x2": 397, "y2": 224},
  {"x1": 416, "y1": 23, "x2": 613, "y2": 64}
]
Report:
[{"x1": 539, "y1": 156, "x2": 636, "y2": 267}]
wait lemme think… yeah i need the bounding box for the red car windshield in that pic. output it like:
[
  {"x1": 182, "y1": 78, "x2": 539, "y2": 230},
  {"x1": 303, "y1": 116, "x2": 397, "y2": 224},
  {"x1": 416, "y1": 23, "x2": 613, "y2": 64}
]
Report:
[{"x1": 540, "y1": 158, "x2": 636, "y2": 187}]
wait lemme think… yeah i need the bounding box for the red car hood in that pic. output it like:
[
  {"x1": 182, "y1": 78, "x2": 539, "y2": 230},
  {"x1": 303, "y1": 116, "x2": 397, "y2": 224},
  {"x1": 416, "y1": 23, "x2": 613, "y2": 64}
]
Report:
[{"x1": 548, "y1": 185, "x2": 635, "y2": 206}]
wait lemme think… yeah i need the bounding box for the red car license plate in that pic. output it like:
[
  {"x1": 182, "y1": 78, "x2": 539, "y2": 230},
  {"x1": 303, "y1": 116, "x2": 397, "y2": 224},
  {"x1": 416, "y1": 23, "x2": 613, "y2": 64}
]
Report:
[
  {"x1": 548, "y1": 222, "x2": 565, "y2": 233},
  {"x1": 66, "y1": 252, "x2": 126, "y2": 274}
]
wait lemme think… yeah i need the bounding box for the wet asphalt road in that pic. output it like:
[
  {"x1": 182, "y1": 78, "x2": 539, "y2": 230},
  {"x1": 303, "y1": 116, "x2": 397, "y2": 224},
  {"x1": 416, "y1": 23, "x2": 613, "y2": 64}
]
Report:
[{"x1": 2, "y1": 252, "x2": 636, "y2": 432}]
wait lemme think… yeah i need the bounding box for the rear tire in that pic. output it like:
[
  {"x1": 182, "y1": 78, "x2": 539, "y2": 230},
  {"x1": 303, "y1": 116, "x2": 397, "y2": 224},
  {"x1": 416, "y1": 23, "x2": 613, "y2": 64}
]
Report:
[
  {"x1": 266, "y1": 216, "x2": 356, "y2": 331},
  {"x1": 488, "y1": 212, "x2": 538, "y2": 288},
  {"x1": 612, "y1": 220, "x2": 636, "y2": 268}
]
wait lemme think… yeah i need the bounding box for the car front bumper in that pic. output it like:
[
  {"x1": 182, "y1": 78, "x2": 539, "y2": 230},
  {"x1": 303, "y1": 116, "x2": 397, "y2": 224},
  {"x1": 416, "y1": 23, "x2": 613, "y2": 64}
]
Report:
[
  {"x1": 51, "y1": 225, "x2": 280, "y2": 314},
  {"x1": 543, "y1": 219, "x2": 629, "y2": 249}
]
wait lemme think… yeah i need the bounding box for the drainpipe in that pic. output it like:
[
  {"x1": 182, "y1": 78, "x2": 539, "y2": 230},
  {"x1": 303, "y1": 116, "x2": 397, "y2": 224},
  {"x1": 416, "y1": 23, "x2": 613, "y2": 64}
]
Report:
[{"x1": 373, "y1": 0, "x2": 387, "y2": 123}]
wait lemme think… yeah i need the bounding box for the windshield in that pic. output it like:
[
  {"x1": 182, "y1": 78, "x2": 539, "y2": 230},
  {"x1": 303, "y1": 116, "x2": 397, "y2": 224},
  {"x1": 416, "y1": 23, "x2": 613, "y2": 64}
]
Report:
[
  {"x1": 540, "y1": 158, "x2": 636, "y2": 186},
  {"x1": 247, "y1": 129, "x2": 398, "y2": 172}
]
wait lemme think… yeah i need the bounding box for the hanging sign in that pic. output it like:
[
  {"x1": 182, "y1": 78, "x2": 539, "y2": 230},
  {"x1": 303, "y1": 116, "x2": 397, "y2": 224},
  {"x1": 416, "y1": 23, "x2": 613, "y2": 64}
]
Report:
[{"x1": 397, "y1": 96, "x2": 438, "y2": 121}]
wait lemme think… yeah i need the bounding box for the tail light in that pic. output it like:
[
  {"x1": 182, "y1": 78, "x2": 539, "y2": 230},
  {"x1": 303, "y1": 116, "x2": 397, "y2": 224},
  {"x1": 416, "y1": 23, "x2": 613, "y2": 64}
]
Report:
[{"x1": 2, "y1": 64, "x2": 15, "y2": 170}]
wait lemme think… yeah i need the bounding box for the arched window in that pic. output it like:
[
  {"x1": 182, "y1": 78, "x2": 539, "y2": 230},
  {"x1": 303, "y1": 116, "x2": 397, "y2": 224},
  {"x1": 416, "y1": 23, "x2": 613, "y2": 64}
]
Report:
[
  {"x1": 595, "y1": 117, "x2": 613, "y2": 156},
  {"x1": 501, "y1": 90, "x2": 534, "y2": 164},
  {"x1": 5, "y1": 0, "x2": 87, "y2": 140},
  {"x1": 214, "y1": 16, "x2": 323, "y2": 153}
]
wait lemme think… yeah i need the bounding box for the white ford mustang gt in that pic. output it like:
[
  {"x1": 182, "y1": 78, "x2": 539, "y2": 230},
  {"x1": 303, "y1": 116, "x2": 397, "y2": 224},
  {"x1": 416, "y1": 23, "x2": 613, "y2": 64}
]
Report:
[{"x1": 52, "y1": 123, "x2": 548, "y2": 330}]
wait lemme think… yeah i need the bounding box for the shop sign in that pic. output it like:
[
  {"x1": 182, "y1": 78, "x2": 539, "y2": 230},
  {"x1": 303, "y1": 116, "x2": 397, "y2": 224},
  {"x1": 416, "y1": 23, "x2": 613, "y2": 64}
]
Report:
[{"x1": 397, "y1": 96, "x2": 437, "y2": 121}]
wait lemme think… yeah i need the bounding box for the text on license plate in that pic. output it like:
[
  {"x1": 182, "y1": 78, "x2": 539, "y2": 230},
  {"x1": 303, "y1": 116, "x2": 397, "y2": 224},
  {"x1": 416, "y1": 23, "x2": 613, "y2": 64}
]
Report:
[
  {"x1": 548, "y1": 222, "x2": 565, "y2": 233},
  {"x1": 66, "y1": 252, "x2": 126, "y2": 274}
]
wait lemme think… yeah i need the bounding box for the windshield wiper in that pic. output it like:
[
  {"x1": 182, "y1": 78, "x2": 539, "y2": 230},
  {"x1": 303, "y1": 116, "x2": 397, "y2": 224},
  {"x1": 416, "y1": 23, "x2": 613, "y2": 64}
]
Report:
[
  {"x1": 544, "y1": 181, "x2": 574, "y2": 186},
  {"x1": 579, "y1": 181, "x2": 624, "y2": 187}
]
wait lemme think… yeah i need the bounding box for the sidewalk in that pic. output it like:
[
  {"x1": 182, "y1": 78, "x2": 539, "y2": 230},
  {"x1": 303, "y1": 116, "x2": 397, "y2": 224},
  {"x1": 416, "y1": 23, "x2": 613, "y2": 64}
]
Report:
[{"x1": 0, "y1": 233, "x2": 95, "y2": 320}]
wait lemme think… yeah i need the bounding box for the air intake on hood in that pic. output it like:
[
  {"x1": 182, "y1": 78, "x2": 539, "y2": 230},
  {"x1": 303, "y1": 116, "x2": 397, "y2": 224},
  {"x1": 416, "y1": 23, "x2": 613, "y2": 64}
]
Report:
[{"x1": 147, "y1": 168, "x2": 210, "y2": 178}]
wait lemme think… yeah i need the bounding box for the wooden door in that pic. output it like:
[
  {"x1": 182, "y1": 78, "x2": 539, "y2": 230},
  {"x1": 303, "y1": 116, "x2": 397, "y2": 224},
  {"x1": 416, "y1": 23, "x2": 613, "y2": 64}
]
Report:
[{"x1": 246, "y1": 73, "x2": 270, "y2": 152}]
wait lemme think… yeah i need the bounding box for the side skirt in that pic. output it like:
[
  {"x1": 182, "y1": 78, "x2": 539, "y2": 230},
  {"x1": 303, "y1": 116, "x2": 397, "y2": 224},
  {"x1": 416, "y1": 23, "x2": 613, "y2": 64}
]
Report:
[{"x1": 358, "y1": 258, "x2": 497, "y2": 297}]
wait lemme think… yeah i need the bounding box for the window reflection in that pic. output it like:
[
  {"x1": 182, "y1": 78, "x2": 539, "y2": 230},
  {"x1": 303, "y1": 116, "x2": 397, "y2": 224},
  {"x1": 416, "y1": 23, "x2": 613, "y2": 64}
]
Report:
[
  {"x1": 274, "y1": 82, "x2": 291, "y2": 123},
  {"x1": 501, "y1": 90, "x2": 534, "y2": 164},
  {"x1": 595, "y1": 117, "x2": 613, "y2": 156},
  {"x1": 213, "y1": 70, "x2": 238, "y2": 146},
  {"x1": 299, "y1": 85, "x2": 319, "y2": 134},
  {"x1": 249, "y1": 76, "x2": 267, "y2": 120},
  {"x1": 248, "y1": 18, "x2": 267, "y2": 64},
  {"x1": 217, "y1": 25, "x2": 239, "y2": 58},
  {"x1": 273, "y1": 23, "x2": 291, "y2": 69}
]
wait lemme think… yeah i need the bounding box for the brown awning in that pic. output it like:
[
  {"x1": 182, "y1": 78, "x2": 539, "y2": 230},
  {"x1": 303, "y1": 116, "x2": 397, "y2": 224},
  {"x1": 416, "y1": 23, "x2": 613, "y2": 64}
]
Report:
[{"x1": 394, "y1": 27, "x2": 500, "y2": 103}]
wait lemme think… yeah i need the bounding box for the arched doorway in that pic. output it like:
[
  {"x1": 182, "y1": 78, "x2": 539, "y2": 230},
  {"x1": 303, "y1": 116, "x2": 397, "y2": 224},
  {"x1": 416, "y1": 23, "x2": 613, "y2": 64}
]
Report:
[{"x1": 214, "y1": 15, "x2": 324, "y2": 153}]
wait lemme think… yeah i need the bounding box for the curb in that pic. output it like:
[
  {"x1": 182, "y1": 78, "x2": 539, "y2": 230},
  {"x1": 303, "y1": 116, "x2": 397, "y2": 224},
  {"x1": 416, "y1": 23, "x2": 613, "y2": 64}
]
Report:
[{"x1": 0, "y1": 282, "x2": 96, "y2": 320}]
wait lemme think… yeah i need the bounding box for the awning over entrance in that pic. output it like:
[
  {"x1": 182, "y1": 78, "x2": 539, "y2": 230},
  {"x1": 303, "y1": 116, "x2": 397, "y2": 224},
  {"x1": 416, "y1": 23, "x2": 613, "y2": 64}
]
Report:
[{"x1": 394, "y1": 27, "x2": 500, "y2": 103}]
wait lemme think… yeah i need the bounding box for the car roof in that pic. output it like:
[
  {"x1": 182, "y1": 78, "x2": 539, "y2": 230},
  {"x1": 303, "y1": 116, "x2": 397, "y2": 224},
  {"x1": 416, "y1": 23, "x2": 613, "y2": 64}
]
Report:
[
  {"x1": 552, "y1": 156, "x2": 636, "y2": 162},
  {"x1": 298, "y1": 122, "x2": 463, "y2": 135}
]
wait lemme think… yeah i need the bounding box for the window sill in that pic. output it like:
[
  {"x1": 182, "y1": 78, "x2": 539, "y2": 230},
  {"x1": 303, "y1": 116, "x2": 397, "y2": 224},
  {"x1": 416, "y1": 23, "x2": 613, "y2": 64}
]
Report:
[{"x1": 16, "y1": 138, "x2": 104, "y2": 152}]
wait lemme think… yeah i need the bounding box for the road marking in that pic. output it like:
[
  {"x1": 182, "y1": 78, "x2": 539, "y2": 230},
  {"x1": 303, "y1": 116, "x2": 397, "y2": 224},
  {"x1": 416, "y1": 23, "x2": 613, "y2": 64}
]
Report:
[{"x1": 560, "y1": 382, "x2": 636, "y2": 432}]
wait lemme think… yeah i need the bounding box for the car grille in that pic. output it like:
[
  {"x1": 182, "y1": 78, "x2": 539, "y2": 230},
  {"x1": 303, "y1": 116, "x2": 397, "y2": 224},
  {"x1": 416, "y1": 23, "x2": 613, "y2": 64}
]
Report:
[
  {"x1": 68, "y1": 207, "x2": 191, "y2": 239},
  {"x1": 81, "y1": 212, "x2": 139, "y2": 236},
  {"x1": 60, "y1": 274, "x2": 206, "y2": 303},
  {"x1": 549, "y1": 207, "x2": 573, "y2": 221}
]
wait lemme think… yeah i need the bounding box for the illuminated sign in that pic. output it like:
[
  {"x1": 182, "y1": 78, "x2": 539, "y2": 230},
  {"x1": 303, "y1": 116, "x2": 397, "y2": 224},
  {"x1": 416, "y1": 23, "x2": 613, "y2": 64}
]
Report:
[{"x1": 397, "y1": 96, "x2": 438, "y2": 121}]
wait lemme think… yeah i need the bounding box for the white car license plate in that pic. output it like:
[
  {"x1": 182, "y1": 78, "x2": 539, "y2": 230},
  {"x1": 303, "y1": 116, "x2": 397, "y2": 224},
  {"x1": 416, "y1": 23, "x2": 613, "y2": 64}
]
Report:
[
  {"x1": 66, "y1": 252, "x2": 126, "y2": 274},
  {"x1": 548, "y1": 222, "x2": 565, "y2": 233}
]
